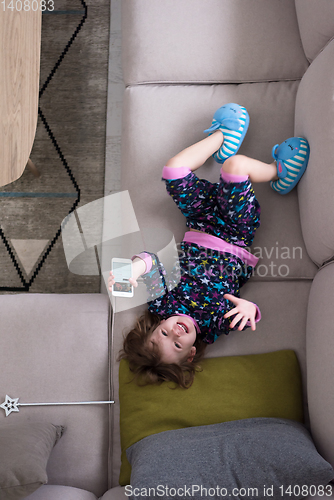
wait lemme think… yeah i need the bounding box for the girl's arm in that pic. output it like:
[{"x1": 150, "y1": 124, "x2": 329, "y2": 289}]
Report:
[
  {"x1": 128, "y1": 257, "x2": 147, "y2": 287},
  {"x1": 132, "y1": 252, "x2": 169, "y2": 302},
  {"x1": 108, "y1": 252, "x2": 170, "y2": 302}
]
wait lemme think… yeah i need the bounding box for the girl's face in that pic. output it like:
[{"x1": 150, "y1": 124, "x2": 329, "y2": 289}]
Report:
[{"x1": 149, "y1": 316, "x2": 197, "y2": 365}]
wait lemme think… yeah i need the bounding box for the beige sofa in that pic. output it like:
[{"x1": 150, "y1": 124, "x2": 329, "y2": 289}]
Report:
[{"x1": 1, "y1": 1, "x2": 334, "y2": 499}]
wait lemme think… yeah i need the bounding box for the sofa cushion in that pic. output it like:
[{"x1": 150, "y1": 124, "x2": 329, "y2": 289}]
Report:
[
  {"x1": 122, "y1": 0, "x2": 308, "y2": 85},
  {"x1": 121, "y1": 83, "x2": 317, "y2": 280},
  {"x1": 306, "y1": 262, "x2": 334, "y2": 470},
  {"x1": 25, "y1": 485, "x2": 98, "y2": 500},
  {"x1": 295, "y1": 0, "x2": 334, "y2": 62},
  {"x1": 0, "y1": 422, "x2": 63, "y2": 500},
  {"x1": 127, "y1": 419, "x2": 334, "y2": 500},
  {"x1": 0, "y1": 294, "x2": 111, "y2": 497},
  {"x1": 119, "y1": 350, "x2": 303, "y2": 485},
  {"x1": 99, "y1": 486, "x2": 127, "y2": 500},
  {"x1": 295, "y1": 39, "x2": 334, "y2": 267}
]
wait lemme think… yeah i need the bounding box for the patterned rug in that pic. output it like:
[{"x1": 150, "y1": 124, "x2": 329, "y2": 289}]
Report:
[{"x1": 0, "y1": 0, "x2": 110, "y2": 293}]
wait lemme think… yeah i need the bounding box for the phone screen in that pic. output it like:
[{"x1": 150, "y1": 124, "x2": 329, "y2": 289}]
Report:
[{"x1": 113, "y1": 261, "x2": 132, "y2": 293}]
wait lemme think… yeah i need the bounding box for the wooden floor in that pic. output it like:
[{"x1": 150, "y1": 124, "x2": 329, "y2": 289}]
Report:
[{"x1": 0, "y1": 0, "x2": 113, "y2": 293}]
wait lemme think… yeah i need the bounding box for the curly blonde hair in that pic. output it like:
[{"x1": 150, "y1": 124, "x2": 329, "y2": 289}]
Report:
[{"x1": 118, "y1": 310, "x2": 207, "y2": 389}]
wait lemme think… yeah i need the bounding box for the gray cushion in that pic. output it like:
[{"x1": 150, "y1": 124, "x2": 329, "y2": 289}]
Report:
[
  {"x1": 295, "y1": 39, "x2": 334, "y2": 267},
  {"x1": 122, "y1": 0, "x2": 308, "y2": 85},
  {"x1": 0, "y1": 421, "x2": 63, "y2": 500},
  {"x1": 295, "y1": 0, "x2": 334, "y2": 62},
  {"x1": 126, "y1": 418, "x2": 334, "y2": 499}
]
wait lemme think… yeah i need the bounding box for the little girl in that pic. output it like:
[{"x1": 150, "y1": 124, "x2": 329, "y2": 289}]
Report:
[{"x1": 109, "y1": 103, "x2": 310, "y2": 388}]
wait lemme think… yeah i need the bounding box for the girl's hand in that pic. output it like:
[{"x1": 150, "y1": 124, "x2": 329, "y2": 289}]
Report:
[
  {"x1": 108, "y1": 271, "x2": 115, "y2": 292},
  {"x1": 223, "y1": 294, "x2": 257, "y2": 331},
  {"x1": 108, "y1": 271, "x2": 139, "y2": 292},
  {"x1": 108, "y1": 257, "x2": 146, "y2": 292}
]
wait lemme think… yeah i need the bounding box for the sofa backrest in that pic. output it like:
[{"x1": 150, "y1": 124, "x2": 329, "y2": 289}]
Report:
[
  {"x1": 295, "y1": 38, "x2": 334, "y2": 267},
  {"x1": 295, "y1": 0, "x2": 334, "y2": 63},
  {"x1": 293, "y1": 1, "x2": 334, "y2": 469},
  {"x1": 122, "y1": 0, "x2": 309, "y2": 85}
]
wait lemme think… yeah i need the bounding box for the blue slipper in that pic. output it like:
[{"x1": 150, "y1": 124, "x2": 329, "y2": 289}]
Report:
[
  {"x1": 270, "y1": 137, "x2": 310, "y2": 194},
  {"x1": 204, "y1": 103, "x2": 249, "y2": 163}
]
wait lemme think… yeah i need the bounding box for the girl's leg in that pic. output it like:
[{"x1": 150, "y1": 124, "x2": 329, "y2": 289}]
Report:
[
  {"x1": 165, "y1": 131, "x2": 224, "y2": 172},
  {"x1": 217, "y1": 156, "x2": 266, "y2": 248},
  {"x1": 163, "y1": 134, "x2": 221, "y2": 222},
  {"x1": 222, "y1": 154, "x2": 278, "y2": 183},
  {"x1": 166, "y1": 133, "x2": 278, "y2": 183}
]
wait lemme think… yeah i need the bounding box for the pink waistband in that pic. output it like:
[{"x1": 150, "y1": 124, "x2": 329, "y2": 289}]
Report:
[
  {"x1": 162, "y1": 165, "x2": 249, "y2": 183},
  {"x1": 183, "y1": 231, "x2": 258, "y2": 268}
]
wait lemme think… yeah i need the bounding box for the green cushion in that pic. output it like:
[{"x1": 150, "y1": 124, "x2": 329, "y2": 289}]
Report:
[{"x1": 119, "y1": 350, "x2": 304, "y2": 485}]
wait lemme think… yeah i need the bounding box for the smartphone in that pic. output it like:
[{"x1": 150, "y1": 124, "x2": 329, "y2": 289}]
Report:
[{"x1": 111, "y1": 258, "x2": 134, "y2": 298}]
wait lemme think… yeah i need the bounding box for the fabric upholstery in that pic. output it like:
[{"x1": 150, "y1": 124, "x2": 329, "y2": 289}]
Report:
[
  {"x1": 295, "y1": 0, "x2": 334, "y2": 62},
  {"x1": 100, "y1": 488, "x2": 334, "y2": 500},
  {"x1": 0, "y1": 422, "x2": 63, "y2": 500},
  {"x1": 122, "y1": 0, "x2": 308, "y2": 85},
  {"x1": 25, "y1": 485, "x2": 98, "y2": 500},
  {"x1": 127, "y1": 419, "x2": 334, "y2": 500},
  {"x1": 306, "y1": 263, "x2": 334, "y2": 469},
  {"x1": 99, "y1": 486, "x2": 126, "y2": 500},
  {"x1": 0, "y1": 294, "x2": 111, "y2": 498},
  {"x1": 295, "y1": 39, "x2": 334, "y2": 267}
]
